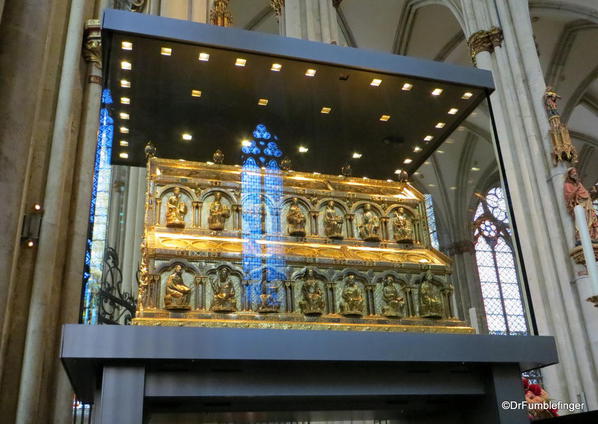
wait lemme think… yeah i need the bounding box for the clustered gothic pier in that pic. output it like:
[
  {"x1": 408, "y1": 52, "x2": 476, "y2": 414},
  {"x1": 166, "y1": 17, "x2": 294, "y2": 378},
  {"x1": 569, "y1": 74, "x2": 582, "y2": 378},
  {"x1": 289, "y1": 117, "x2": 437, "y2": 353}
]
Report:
[{"x1": 134, "y1": 148, "x2": 471, "y2": 333}]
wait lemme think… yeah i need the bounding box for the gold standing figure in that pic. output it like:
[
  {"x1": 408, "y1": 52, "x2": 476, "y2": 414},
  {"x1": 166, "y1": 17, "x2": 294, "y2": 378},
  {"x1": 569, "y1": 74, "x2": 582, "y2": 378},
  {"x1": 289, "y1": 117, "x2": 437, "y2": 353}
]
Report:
[
  {"x1": 287, "y1": 197, "x2": 307, "y2": 237},
  {"x1": 210, "y1": 267, "x2": 237, "y2": 312},
  {"x1": 323, "y1": 200, "x2": 344, "y2": 239},
  {"x1": 339, "y1": 274, "x2": 365, "y2": 317},
  {"x1": 358, "y1": 204, "x2": 380, "y2": 242},
  {"x1": 164, "y1": 264, "x2": 192, "y2": 310},
  {"x1": 208, "y1": 192, "x2": 231, "y2": 231},
  {"x1": 166, "y1": 187, "x2": 187, "y2": 228},
  {"x1": 392, "y1": 207, "x2": 414, "y2": 243}
]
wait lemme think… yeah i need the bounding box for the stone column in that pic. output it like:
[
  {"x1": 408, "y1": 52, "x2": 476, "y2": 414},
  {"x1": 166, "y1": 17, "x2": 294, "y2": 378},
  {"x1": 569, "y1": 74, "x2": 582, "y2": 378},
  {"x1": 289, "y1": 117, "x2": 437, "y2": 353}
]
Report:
[
  {"x1": 15, "y1": 1, "x2": 91, "y2": 423},
  {"x1": 0, "y1": 2, "x2": 71, "y2": 422},
  {"x1": 281, "y1": 0, "x2": 339, "y2": 44},
  {"x1": 460, "y1": 0, "x2": 598, "y2": 408}
]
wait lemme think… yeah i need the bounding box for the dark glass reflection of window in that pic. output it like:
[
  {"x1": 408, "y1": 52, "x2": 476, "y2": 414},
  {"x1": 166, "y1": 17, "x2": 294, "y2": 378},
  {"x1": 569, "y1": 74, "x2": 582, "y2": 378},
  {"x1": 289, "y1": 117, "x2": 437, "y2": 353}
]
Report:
[
  {"x1": 473, "y1": 187, "x2": 528, "y2": 336},
  {"x1": 241, "y1": 125, "x2": 285, "y2": 310}
]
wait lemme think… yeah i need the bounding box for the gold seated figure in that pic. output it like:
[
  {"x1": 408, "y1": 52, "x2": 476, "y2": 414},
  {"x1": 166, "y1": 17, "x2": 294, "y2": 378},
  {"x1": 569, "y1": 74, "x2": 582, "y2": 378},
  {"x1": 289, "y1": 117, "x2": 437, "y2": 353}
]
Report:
[
  {"x1": 164, "y1": 265, "x2": 192, "y2": 310},
  {"x1": 299, "y1": 269, "x2": 325, "y2": 315},
  {"x1": 210, "y1": 267, "x2": 237, "y2": 312},
  {"x1": 339, "y1": 275, "x2": 365, "y2": 317},
  {"x1": 381, "y1": 276, "x2": 405, "y2": 318}
]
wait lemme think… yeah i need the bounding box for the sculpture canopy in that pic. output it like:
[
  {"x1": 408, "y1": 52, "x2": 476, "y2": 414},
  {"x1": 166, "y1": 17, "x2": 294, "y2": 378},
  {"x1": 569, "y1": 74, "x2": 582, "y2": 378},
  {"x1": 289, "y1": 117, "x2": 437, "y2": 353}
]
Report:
[{"x1": 101, "y1": 9, "x2": 494, "y2": 180}]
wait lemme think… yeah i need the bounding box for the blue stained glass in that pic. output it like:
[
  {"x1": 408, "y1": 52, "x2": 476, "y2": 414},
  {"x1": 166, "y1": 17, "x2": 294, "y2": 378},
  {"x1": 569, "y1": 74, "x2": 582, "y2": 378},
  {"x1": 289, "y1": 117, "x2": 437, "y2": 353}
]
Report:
[
  {"x1": 81, "y1": 88, "x2": 114, "y2": 324},
  {"x1": 241, "y1": 124, "x2": 285, "y2": 311}
]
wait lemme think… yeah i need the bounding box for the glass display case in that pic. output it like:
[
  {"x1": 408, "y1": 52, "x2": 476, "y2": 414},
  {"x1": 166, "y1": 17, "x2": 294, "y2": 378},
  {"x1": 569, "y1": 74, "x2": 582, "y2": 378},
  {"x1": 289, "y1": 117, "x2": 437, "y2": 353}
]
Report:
[{"x1": 84, "y1": 10, "x2": 533, "y2": 338}]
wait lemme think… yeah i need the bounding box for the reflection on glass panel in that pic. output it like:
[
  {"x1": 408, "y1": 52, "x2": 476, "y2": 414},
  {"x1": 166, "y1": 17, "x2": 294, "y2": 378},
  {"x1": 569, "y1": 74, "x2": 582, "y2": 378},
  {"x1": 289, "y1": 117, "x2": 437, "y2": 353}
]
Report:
[
  {"x1": 424, "y1": 194, "x2": 439, "y2": 250},
  {"x1": 473, "y1": 187, "x2": 528, "y2": 335}
]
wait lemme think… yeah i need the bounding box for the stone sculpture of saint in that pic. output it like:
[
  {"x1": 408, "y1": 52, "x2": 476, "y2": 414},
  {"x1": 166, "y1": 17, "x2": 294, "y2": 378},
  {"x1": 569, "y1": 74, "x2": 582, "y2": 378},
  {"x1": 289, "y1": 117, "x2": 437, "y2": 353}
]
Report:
[
  {"x1": 392, "y1": 207, "x2": 414, "y2": 243},
  {"x1": 287, "y1": 198, "x2": 307, "y2": 237},
  {"x1": 381, "y1": 275, "x2": 405, "y2": 318},
  {"x1": 299, "y1": 268, "x2": 325, "y2": 315},
  {"x1": 210, "y1": 267, "x2": 236, "y2": 312},
  {"x1": 164, "y1": 264, "x2": 192, "y2": 309},
  {"x1": 418, "y1": 269, "x2": 443, "y2": 319},
  {"x1": 166, "y1": 187, "x2": 187, "y2": 228},
  {"x1": 358, "y1": 204, "x2": 380, "y2": 242},
  {"x1": 339, "y1": 274, "x2": 365, "y2": 317},
  {"x1": 564, "y1": 167, "x2": 598, "y2": 241},
  {"x1": 324, "y1": 200, "x2": 344, "y2": 239},
  {"x1": 208, "y1": 192, "x2": 230, "y2": 231}
]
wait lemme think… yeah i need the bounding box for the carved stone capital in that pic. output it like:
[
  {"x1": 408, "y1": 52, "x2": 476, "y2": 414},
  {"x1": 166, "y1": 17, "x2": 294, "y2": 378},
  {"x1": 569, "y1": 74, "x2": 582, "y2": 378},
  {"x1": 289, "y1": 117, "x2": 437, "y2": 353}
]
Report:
[
  {"x1": 83, "y1": 19, "x2": 101, "y2": 66},
  {"x1": 445, "y1": 240, "x2": 475, "y2": 255},
  {"x1": 467, "y1": 27, "x2": 503, "y2": 65},
  {"x1": 270, "y1": 0, "x2": 284, "y2": 16}
]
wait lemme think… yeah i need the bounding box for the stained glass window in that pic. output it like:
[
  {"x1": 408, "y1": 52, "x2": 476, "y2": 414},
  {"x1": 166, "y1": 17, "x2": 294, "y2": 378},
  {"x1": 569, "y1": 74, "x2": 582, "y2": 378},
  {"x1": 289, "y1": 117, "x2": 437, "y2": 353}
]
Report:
[
  {"x1": 81, "y1": 89, "x2": 114, "y2": 324},
  {"x1": 473, "y1": 187, "x2": 528, "y2": 335},
  {"x1": 424, "y1": 194, "x2": 440, "y2": 250}
]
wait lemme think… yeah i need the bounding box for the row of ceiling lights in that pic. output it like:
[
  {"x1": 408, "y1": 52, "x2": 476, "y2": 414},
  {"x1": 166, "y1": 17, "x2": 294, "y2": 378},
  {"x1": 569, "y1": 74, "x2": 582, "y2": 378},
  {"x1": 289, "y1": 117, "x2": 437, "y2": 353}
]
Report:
[{"x1": 116, "y1": 40, "x2": 475, "y2": 161}]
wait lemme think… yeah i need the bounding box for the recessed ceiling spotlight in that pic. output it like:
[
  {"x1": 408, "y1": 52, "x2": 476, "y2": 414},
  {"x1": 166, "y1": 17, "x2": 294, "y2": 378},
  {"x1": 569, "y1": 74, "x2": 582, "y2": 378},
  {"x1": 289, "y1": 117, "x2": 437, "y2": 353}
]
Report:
[
  {"x1": 191, "y1": 90, "x2": 202, "y2": 97},
  {"x1": 258, "y1": 98, "x2": 269, "y2": 106},
  {"x1": 403, "y1": 158, "x2": 413, "y2": 164},
  {"x1": 394, "y1": 169, "x2": 403, "y2": 174},
  {"x1": 320, "y1": 107, "x2": 332, "y2": 114},
  {"x1": 428, "y1": 183, "x2": 436, "y2": 187},
  {"x1": 120, "y1": 97, "x2": 130, "y2": 105},
  {"x1": 370, "y1": 78, "x2": 382, "y2": 87},
  {"x1": 271, "y1": 63, "x2": 282, "y2": 71},
  {"x1": 198, "y1": 52, "x2": 210, "y2": 61},
  {"x1": 446, "y1": 139, "x2": 455, "y2": 144},
  {"x1": 120, "y1": 80, "x2": 131, "y2": 88},
  {"x1": 119, "y1": 112, "x2": 129, "y2": 120},
  {"x1": 424, "y1": 161, "x2": 431, "y2": 165},
  {"x1": 471, "y1": 166, "x2": 480, "y2": 171},
  {"x1": 414, "y1": 146, "x2": 422, "y2": 152},
  {"x1": 182, "y1": 133, "x2": 192, "y2": 141},
  {"x1": 402, "y1": 83, "x2": 413, "y2": 91},
  {"x1": 379, "y1": 114, "x2": 391, "y2": 122},
  {"x1": 436, "y1": 150, "x2": 445, "y2": 154},
  {"x1": 305, "y1": 68, "x2": 317, "y2": 77},
  {"x1": 119, "y1": 152, "x2": 129, "y2": 159},
  {"x1": 435, "y1": 122, "x2": 446, "y2": 128},
  {"x1": 431, "y1": 88, "x2": 443, "y2": 96},
  {"x1": 462, "y1": 92, "x2": 473, "y2": 99},
  {"x1": 450, "y1": 186, "x2": 457, "y2": 190},
  {"x1": 448, "y1": 108, "x2": 459, "y2": 115},
  {"x1": 161, "y1": 47, "x2": 172, "y2": 56},
  {"x1": 424, "y1": 135, "x2": 433, "y2": 141},
  {"x1": 121, "y1": 61, "x2": 132, "y2": 70},
  {"x1": 120, "y1": 127, "x2": 129, "y2": 134},
  {"x1": 298, "y1": 146, "x2": 309, "y2": 153},
  {"x1": 235, "y1": 58, "x2": 247, "y2": 67},
  {"x1": 121, "y1": 41, "x2": 133, "y2": 50},
  {"x1": 119, "y1": 140, "x2": 128, "y2": 147},
  {"x1": 352, "y1": 152, "x2": 362, "y2": 159}
]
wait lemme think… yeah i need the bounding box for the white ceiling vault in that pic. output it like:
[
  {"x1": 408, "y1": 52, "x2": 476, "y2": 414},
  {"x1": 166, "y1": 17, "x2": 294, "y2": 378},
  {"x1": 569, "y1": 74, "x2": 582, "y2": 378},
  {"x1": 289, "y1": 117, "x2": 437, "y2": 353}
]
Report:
[{"x1": 227, "y1": 0, "x2": 598, "y2": 247}]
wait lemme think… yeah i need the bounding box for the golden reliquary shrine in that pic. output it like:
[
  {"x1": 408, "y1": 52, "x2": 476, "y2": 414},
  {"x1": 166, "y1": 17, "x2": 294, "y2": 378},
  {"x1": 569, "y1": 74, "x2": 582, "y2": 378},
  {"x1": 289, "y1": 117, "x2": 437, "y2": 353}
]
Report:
[{"x1": 135, "y1": 142, "x2": 472, "y2": 334}]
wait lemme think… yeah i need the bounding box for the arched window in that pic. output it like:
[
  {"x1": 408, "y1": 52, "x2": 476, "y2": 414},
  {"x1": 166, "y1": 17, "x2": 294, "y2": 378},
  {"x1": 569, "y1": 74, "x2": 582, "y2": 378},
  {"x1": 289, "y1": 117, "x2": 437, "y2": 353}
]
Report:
[{"x1": 473, "y1": 187, "x2": 528, "y2": 335}]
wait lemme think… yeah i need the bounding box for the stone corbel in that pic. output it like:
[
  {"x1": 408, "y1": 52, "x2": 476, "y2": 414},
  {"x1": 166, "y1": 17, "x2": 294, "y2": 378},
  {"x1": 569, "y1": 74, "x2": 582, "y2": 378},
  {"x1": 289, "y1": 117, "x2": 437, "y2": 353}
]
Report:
[
  {"x1": 83, "y1": 19, "x2": 101, "y2": 68},
  {"x1": 467, "y1": 26, "x2": 503, "y2": 66}
]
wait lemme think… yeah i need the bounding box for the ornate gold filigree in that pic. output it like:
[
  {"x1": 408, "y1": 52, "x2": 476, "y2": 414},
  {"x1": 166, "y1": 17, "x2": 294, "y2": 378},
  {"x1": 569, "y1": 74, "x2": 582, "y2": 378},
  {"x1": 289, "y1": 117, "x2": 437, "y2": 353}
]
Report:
[
  {"x1": 544, "y1": 87, "x2": 577, "y2": 164},
  {"x1": 210, "y1": 0, "x2": 233, "y2": 27},
  {"x1": 467, "y1": 27, "x2": 503, "y2": 66},
  {"x1": 132, "y1": 317, "x2": 474, "y2": 334}
]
